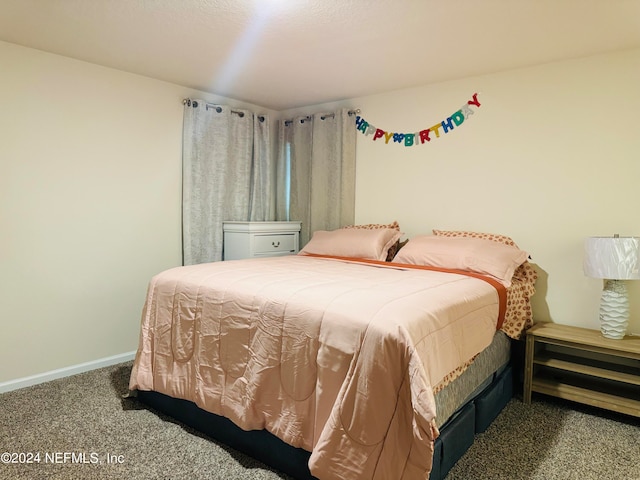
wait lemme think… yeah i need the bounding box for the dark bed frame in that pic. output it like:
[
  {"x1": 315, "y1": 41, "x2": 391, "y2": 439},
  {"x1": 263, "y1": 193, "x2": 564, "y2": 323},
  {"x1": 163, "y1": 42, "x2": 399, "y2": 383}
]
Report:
[{"x1": 136, "y1": 362, "x2": 513, "y2": 480}]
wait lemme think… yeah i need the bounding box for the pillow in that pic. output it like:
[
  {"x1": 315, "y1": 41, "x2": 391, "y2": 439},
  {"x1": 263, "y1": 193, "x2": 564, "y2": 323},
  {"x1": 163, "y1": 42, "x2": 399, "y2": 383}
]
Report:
[
  {"x1": 393, "y1": 235, "x2": 529, "y2": 286},
  {"x1": 343, "y1": 221, "x2": 401, "y2": 260},
  {"x1": 432, "y1": 229, "x2": 518, "y2": 248},
  {"x1": 343, "y1": 220, "x2": 400, "y2": 231},
  {"x1": 433, "y1": 227, "x2": 535, "y2": 281},
  {"x1": 299, "y1": 228, "x2": 402, "y2": 261}
]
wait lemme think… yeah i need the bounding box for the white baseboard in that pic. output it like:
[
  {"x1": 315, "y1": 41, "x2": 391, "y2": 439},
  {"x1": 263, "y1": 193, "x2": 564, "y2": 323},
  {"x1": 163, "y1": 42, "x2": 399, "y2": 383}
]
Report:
[{"x1": 0, "y1": 351, "x2": 137, "y2": 394}]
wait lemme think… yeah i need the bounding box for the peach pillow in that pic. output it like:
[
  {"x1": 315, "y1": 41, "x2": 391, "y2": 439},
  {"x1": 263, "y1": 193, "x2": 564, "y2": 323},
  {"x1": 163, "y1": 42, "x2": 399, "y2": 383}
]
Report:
[
  {"x1": 299, "y1": 228, "x2": 402, "y2": 261},
  {"x1": 393, "y1": 235, "x2": 528, "y2": 286},
  {"x1": 342, "y1": 221, "x2": 402, "y2": 261}
]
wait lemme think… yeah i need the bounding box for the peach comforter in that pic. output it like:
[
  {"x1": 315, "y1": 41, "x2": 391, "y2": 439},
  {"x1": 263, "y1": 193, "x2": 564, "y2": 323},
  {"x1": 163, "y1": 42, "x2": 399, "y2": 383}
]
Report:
[{"x1": 129, "y1": 255, "x2": 505, "y2": 480}]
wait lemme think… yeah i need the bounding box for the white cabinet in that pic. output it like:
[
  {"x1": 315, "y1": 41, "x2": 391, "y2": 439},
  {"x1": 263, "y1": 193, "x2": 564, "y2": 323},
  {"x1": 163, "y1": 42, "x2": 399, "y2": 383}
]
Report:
[{"x1": 223, "y1": 221, "x2": 301, "y2": 260}]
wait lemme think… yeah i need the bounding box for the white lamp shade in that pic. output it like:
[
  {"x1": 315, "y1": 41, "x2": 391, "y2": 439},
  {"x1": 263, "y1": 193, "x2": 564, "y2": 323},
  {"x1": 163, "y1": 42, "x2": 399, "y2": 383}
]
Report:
[{"x1": 584, "y1": 236, "x2": 640, "y2": 280}]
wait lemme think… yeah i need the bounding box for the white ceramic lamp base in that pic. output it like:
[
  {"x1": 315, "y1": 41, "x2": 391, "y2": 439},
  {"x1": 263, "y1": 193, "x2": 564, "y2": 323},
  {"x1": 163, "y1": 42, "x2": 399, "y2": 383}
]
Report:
[{"x1": 599, "y1": 280, "x2": 629, "y2": 340}]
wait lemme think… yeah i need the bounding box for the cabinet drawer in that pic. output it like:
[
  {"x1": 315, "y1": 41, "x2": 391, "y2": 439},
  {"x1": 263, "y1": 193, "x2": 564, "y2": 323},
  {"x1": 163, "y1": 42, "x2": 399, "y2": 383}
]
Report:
[{"x1": 253, "y1": 234, "x2": 297, "y2": 254}]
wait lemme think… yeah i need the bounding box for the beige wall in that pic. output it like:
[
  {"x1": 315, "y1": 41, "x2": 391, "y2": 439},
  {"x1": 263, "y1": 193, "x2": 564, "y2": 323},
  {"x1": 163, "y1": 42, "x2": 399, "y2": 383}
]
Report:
[
  {"x1": 283, "y1": 48, "x2": 640, "y2": 335},
  {"x1": 0, "y1": 41, "x2": 274, "y2": 385},
  {"x1": 3, "y1": 40, "x2": 639, "y2": 386},
  {"x1": 352, "y1": 49, "x2": 640, "y2": 334}
]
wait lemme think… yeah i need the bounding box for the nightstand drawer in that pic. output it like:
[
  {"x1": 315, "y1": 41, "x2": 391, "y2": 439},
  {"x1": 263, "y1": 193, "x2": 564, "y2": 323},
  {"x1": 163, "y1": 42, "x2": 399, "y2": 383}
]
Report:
[{"x1": 253, "y1": 234, "x2": 297, "y2": 254}]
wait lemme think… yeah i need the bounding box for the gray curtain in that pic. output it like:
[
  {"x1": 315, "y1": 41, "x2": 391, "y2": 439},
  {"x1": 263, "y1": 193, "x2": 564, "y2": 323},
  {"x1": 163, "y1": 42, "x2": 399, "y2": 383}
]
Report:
[
  {"x1": 249, "y1": 114, "x2": 274, "y2": 221},
  {"x1": 182, "y1": 100, "x2": 271, "y2": 264},
  {"x1": 276, "y1": 108, "x2": 357, "y2": 247},
  {"x1": 276, "y1": 115, "x2": 313, "y2": 245}
]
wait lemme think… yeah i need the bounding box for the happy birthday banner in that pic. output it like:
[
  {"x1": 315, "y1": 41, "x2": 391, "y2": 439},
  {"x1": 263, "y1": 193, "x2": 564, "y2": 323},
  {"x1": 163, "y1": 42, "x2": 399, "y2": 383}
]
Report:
[{"x1": 355, "y1": 93, "x2": 481, "y2": 147}]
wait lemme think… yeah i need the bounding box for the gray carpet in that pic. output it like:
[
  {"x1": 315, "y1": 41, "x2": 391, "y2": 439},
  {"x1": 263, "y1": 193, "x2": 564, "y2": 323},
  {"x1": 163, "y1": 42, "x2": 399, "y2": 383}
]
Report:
[
  {"x1": 1, "y1": 362, "x2": 638, "y2": 480},
  {"x1": 446, "y1": 396, "x2": 640, "y2": 479}
]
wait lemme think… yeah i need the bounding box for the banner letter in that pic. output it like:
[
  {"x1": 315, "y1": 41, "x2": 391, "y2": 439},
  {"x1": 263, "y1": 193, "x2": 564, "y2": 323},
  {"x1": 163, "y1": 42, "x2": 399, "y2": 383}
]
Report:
[
  {"x1": 441, "y1": 117, "x2": 455, "y2": 133},
  {"x1": 461, "y1": 105, "x2": 474, "y2": 118},
  {"x1": 467, "y1": 93, "x2": 481, "y2": 107},
  {"x1": 404, "y1": 133, "x2": 415, "y2": 147},
  {"x1": 451, "y1": 110, "x2": 465, "y2": 126},
  {"x1": 384, "y1": 131, "x2": 394, "y2": 144}
]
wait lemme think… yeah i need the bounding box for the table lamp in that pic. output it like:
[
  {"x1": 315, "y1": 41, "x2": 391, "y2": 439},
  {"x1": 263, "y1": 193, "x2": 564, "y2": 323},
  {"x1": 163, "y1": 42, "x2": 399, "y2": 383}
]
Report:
[{"x1": 583, "y1": 235, "x2": 640, "y2": 339}]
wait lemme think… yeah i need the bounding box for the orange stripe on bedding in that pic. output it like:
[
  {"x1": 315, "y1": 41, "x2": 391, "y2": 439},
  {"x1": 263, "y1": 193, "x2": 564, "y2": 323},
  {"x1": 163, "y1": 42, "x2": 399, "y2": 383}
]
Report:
[{"x1": 300, "y1": 253, "x2": 508, "y2": 330}]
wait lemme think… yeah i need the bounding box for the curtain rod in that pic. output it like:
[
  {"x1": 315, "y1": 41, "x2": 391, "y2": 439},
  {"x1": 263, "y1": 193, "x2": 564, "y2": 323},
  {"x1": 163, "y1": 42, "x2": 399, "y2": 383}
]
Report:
[
  {"x1": 284, "y1": 109, "x2": 360, "y2": 126},
  {"x1": 182, "y1": 98, "x2": 265, "y2": 121},
  {"x1": 183, "y1": 99, "x2": 359, "y2": 125}
]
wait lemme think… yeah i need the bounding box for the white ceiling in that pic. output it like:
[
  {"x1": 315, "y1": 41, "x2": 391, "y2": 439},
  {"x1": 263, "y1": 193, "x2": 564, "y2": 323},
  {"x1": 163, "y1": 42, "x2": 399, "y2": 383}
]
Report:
[{"x1": 2, "y1": 0, "x2": 640, "y2": 111}]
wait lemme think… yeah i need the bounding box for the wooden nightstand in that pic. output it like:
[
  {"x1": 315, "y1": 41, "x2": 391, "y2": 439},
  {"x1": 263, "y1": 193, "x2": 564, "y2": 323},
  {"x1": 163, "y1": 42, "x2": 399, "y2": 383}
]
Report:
[
  {"x1": 524, "y1": 322, "x2": 640, "y2": 417},
  {"x1": 222, "y1": 221, "x2": 301, "y2": 260}
]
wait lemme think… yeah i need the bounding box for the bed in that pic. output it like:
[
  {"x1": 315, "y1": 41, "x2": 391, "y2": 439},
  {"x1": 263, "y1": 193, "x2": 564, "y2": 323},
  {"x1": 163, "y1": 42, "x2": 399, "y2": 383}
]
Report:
[{"x1": 129, "y1": 226, "x2": 536, "y2": 480}]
